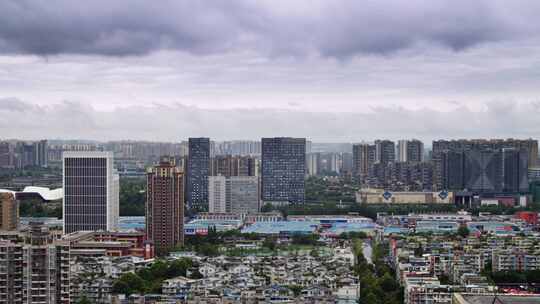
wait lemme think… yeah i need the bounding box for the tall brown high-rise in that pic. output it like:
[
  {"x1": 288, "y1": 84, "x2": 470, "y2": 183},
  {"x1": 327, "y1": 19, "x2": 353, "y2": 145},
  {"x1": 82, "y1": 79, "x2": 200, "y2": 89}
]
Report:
[
  {"x1": 146, "y1": 157, "x2": 184, "y2": 256},
  {"x1": 0, "y1": 192, "x2": 18, "y2": 231}
]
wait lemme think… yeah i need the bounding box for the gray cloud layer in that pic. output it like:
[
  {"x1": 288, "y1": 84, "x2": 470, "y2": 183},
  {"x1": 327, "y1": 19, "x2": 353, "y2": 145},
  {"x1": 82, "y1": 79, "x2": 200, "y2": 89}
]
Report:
[
  {"x1": 1, "y1": 98, "x2": 539, "y2": 142},
  {"x1": 1, "y1": 1, "x2": 540, "y2": 58}
]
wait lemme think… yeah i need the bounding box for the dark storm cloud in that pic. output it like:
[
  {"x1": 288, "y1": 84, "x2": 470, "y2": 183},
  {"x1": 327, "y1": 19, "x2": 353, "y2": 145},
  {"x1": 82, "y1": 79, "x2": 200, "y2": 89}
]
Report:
[
  {"x1": 2, "y1": 98, "x2": 539, "y2": 142},
  {"x1": 0, "y1": 1, "x2": 539, "y2": 58},
  {"x1": 0, "y1": 1, "x2": 248, "y2": 56}
]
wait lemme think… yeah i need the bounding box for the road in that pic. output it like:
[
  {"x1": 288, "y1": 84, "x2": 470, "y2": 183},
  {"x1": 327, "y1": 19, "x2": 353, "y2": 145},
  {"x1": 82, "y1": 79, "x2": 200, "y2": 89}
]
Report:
[{"x1": 363, "y1": 240, "x2": 373, "y2": 264}]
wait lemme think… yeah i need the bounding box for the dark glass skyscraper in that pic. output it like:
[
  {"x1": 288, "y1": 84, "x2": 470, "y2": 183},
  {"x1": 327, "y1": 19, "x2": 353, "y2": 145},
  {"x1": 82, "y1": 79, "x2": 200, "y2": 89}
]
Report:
[
  {"x1": 439, "y1": 147, "x2": 529, "y2": 193},
  {"x1": 187, "y1": 137, "x2": 210, "y2": 211},
  {"x1": 464, "y1": 149, "x2": 503, "y2": 192},
  {"x1": 502, "y1": 148, "x2": 529, "y2": 192},
  {"x1": 433, "y1": 138, "x2": 538, "y2": 189},
  {"x1": 261, "y1": 137, "x2": 306, "y2": 204},
  {"x1": 63, "y1": 151, "x2": 119, "y2": 234},
  {"x1": 441, "y1": 150, "x2": 465, "y2": 190}
]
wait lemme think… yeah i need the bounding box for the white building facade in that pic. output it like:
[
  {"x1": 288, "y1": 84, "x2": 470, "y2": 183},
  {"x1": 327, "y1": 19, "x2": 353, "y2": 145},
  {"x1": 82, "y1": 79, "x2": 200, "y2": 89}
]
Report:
[{"x1": 208, "y1": 176, "x2": 259, "y2": 214}]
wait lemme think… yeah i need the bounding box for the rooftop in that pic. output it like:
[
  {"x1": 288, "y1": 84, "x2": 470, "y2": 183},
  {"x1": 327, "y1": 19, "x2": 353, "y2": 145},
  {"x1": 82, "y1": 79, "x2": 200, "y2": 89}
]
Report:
[
  {"x1": 456, "y1": 294, "x2": 540, "y2": 304},
  {"x1": 241, "y1": 221, "x2": 318, "y2": 234}
]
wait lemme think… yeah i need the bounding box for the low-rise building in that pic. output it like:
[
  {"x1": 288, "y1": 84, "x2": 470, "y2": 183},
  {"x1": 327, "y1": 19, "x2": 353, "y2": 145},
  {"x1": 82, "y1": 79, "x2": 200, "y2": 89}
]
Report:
[
  {"x1": 63, "y1": 230, "x2": 152, "y2": 259},
  {"x1": 357, "y1": 189, "x2": 454, "y2": 204},
  {"x1": 492, "y1": 248, "x2": 540, "y2": 272},
  {"x1": 453, "y1": 293, "x2": 540, "y2": 304}
]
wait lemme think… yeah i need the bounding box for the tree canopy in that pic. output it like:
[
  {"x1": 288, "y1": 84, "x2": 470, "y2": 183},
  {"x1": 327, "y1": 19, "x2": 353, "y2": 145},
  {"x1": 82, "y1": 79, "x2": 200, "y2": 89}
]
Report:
[{"x1": 112, "y1": 258, "x2": 193, "y2": 295}]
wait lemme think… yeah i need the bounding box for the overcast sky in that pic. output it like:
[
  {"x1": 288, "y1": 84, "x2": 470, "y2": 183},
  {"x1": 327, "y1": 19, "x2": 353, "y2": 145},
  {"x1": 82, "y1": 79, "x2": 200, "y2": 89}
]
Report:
[{"x1": 1, "y1": 0, "x2": 540, "y2": 142}]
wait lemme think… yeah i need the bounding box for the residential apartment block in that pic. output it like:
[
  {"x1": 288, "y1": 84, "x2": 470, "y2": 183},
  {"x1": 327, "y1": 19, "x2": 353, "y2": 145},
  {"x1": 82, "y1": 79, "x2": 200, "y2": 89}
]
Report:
[{"x1": 146, "y1": 157, "x2": 185, "y2": 256}]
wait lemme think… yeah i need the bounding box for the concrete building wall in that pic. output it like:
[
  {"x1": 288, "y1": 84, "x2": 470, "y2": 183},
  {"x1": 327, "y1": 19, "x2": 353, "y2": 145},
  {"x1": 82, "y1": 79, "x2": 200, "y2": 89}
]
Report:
[
  {"x1": 209, "y1": 176, "x2": 227, "y2": 213},
  {"x1": 209, "y1": 176, "x2": 260, "y2": 214},
  {"x1": 229, "y1": 176, "x2": 260, "y2": 214},
  {"x1": 356, "y1": 189, "x2": 453, "y2": 204}
]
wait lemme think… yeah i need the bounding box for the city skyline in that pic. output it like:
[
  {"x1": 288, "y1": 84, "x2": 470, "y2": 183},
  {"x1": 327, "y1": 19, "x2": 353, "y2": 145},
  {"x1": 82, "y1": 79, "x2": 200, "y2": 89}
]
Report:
[
  {"x1": 2, "y1": 137, "x2": 540, "y2": 147},
  {"x1": 3, "y1": 2, "x2": 540, "y2": 303}
]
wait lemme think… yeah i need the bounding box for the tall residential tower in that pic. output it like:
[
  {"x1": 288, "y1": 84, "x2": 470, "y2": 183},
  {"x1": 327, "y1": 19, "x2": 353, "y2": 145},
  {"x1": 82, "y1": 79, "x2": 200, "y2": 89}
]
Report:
[
  {"x1": 397, "y1": 139, "x2": 424, "y2": 162},
  {"x1": 0, "y1": 192, "x2": 18, "y2": 231},
  {"x1": 374, "y1": 140, "x2": 396, "y2": 165},
  {"x1": 146, "y1": 157, "x2": 184, "y2": 255},
  {"x1": 353, "y1": 143, "x2": 376, "y2": 183}
]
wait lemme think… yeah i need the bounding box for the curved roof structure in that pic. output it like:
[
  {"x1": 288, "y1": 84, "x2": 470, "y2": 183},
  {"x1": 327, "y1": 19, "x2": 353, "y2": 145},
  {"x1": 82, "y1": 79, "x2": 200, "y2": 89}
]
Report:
[
  {"x1": 0, "y1": 187, "x2": 63, "y2": 201},
  {"x1": 21, "y1": 186, "x2": 63, "y2": 201}
]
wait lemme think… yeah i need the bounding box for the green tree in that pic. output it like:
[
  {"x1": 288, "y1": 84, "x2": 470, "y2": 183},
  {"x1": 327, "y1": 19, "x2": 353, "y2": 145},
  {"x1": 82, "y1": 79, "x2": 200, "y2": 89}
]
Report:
[
  {"x1": 361, "y1": 292, "x2": 379, "y2": 304},
  {"x1": 196, "y1": 243, "x2": 219, "y2": 256},
  {"x1": 291, "y1": 234, "x2": 318, "y2": 246},
  {"x1": 526, "y1": 270, "x2": 540, "y2": 283},
  {"x1": 147, "y1": 260, "x2": 168, "y2": 279},
  {"x1": 263, "y1": 237, "x2": 277, "y2": 251},
  {"x1": 339, "y1": 231, "x2": 368, "y2": 239},
  {"x1": 112, "y1": 258, "x2": 199, "y2": 295},
  {"x1": 457, "y1": 226, "x2": 470, "y2": 238},
  {"x1": 77, "y1": 295, "x2": 93, "y2": 304},
  {"x1": 147, "y1": 280, "x2": 163, "y2": 294},
  {"x1": 260, "y1": 203, "x2": 274, "y2": 212},
  {"x1": 414, "y1": 246, "x2": 424, "y2": 257},
  {"x1": 112, "y1": 272, "x2": 145, "y2": 295},
  {"x1": 119, "y1": 178, "x2": 146, "y2": 216},
  {"x1": 355, "y1": 241, "x2": 402, "y2": 304},
  {"x1": 353, "y1": 240, "x2": 367, "y2": 265},
  {"x1": 19, "y1": 199, "x2": 62, "y2": 218},
  {"x1": 379, "y1": 272, "x2": 398, "y2": 292},
  {"x1": 439, "y1": 274, "x2": 451, "y2": 285},
  {"x1": 189, "y1": 269, "x2": 203, "y2": 279},
  {"x1": 288, "y1": 285, "x2": 303, "y2": 297},
  {"x1": 490, "y1": 271, "x2": 526, "y2": 283},
  {"x1": 166, "y1": 258, "x2": 192, "y2": 278}
]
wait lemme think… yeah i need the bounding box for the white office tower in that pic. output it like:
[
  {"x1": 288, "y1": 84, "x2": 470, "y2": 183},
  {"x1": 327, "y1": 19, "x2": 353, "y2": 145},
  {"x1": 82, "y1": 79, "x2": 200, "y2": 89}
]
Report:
[
  {"x1": 306, "y1": 153, "x2": 319, "y2": 176},
  {"x1": 63, "y1": 151, "x2": 119, "y2": 234},
  {"x1": 208, "y1": 176, "x2": 259, "y2": 214},
  {"x1": 398, "y1": 140, "x2": 408, "y2": 162},
  {"x1": 209, "y1": 175, "x2": 228, "y2": 213}
]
